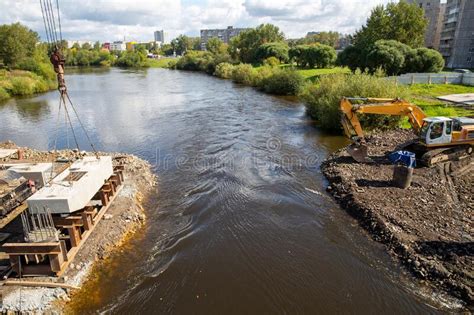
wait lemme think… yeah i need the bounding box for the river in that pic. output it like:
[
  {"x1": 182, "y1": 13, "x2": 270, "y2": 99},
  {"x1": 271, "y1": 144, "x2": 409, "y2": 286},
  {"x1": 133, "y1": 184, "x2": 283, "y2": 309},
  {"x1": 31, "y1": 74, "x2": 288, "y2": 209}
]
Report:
[{"x1": 0, "y1": 68, "x2": 442, "y2": 313}]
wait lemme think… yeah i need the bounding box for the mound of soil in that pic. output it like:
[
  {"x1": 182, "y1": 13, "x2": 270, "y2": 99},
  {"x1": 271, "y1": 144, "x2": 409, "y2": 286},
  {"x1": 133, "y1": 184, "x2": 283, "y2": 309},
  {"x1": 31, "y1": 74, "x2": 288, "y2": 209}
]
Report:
[{"x1": 322, "y1": 129, "x2": 473, "y2": 307}]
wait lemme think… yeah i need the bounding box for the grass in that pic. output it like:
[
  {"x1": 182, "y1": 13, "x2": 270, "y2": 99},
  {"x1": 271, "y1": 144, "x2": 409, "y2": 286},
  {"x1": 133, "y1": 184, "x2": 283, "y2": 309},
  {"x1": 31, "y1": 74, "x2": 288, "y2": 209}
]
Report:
[
  {"x1": 0, "y1": 70, "x2": 56, "y2": 101},
  {"x1": 400, "y1": 83, "x2": 474, "y2": 128},
  {"x1": 294, "y1": 67, "x2": 350, "y2": 79},
  {"x1": 146, "y1": 58, "x2": 175, "y2": 68}
]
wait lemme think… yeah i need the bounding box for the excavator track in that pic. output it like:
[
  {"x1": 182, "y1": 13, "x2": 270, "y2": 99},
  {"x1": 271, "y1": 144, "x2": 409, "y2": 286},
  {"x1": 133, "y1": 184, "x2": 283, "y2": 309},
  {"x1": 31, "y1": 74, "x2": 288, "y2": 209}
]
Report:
[{"x1": 421, "y1": 145, "x2": 472, "y2": 167}]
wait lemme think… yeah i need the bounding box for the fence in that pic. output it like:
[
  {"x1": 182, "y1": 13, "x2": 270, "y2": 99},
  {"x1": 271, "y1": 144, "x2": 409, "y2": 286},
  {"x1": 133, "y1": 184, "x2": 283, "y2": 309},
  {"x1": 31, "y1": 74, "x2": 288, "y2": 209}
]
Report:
[{"x1": 388, "y1": 73, "x2": 474, "y2": 86}]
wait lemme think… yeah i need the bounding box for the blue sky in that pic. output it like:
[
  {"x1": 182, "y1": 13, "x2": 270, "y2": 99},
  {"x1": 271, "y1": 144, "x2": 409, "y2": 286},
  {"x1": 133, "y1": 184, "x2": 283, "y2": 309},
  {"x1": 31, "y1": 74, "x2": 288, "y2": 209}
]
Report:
[{"x1": 0, "y1": 0, "x2": 394, "y2": 43}]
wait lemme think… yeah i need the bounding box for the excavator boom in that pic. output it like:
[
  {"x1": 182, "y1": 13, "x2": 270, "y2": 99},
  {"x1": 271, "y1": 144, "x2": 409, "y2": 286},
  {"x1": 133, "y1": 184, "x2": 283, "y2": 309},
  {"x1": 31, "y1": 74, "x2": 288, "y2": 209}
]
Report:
[{"x1": 340, "y1": 97, "x2": 428, "y2": 163}]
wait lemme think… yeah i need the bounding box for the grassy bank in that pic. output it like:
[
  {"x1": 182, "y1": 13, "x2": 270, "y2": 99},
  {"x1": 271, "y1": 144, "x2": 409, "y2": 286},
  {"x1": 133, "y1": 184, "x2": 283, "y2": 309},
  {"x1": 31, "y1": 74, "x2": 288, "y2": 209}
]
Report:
[
  {"x1": 146, "y1": 57, "x2": 175, "y2": 68},
  {"x1": 0, "y1": 69, "x2": 56, "y2": 102}
]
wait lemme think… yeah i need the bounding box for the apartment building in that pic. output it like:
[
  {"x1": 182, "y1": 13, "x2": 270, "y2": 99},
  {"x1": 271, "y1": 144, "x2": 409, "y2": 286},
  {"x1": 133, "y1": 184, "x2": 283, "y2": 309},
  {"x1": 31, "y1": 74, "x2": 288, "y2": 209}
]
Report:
[
  {"x1": 200, "y1": 26, "x2": 248, "y2": 50},
  {"x1": 439, "y1": 0, "x2": 474, "y2": 68}
]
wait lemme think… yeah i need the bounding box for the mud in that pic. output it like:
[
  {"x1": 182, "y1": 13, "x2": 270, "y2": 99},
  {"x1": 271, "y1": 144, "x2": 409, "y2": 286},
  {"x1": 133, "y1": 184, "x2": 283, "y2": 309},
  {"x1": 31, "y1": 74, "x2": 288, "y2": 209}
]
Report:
[{"x1": 322, "y1": 129, "x2": 473, "y2": 308}]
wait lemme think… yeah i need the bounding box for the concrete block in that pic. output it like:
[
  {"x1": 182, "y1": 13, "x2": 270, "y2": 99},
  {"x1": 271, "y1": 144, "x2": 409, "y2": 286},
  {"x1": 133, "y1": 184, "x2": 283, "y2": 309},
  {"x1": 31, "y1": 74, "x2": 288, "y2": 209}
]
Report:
[
  {"x1": 6, "y1": 163, "x2": 53, "y2": 187},
  {"x1": 0, "y1": 149, "x2": 17, "y2": 159},
  {"x1": 27, "y1": 156, "x2": 113, "y2": 214}
]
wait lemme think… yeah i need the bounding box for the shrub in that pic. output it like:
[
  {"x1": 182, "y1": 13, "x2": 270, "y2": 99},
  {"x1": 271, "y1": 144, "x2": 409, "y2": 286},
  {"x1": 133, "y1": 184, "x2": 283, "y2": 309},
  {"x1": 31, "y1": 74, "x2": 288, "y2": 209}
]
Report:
[
  {"x1": 300, "y1": 71, "x2": 409, "y2": 131},
  {"x1": 214, "y1": 62, "x2": 235, "y2": 79},
  {"x1": 405, "y1": 47, "x2": 444, "y2": 73},
  {"x1": 261, "y1": 69, "x2": 304, "y2": 95},
  {"x1": 256, "y1": 42, "x2": 289, "y2": 63},
  {"x1": 231, "y1": 63, "x2": 256, "y2": 85},
  {"x1": 0, "y1": 87, "x2": 10, "y2": 101},
  {"x1": 252, "y1": 65, "x2": 275, "y2": 87},
  {"x1": 263, "y1": 57, "x2": 280, "y2": 67},
  {"x1": 10, "y1": 76, "x2": 35, "y2": 95}
]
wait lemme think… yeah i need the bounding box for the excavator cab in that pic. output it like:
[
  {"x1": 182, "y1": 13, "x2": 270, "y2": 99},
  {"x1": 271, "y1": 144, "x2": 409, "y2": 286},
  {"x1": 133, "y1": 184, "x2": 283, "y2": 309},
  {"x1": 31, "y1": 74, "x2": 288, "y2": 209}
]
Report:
[{"x1": 419, "y1": 117, "x2": 453, "y2": 146}]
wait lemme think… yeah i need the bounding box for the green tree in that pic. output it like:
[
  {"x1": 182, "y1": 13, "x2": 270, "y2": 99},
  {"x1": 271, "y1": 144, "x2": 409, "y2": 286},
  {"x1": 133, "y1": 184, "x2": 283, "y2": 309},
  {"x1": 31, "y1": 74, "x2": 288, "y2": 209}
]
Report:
[
  {"x1": 405, "y1": 47, "x2": 445, "y2": 73},
  {"x1": 0, "y1": 23, "x2": 39, "y2": 67},
  {"x1": 206, "y1": 37, "x2": 225, "y2": 54},
  {"x1": 256, "y1": 42, "x2": 289, "y2": 63},
  {"x1": 229, "y1": 24, "x2": 285, "y2": 63},
  {"x1": 304, "y1": 31, "x2": 340, "y2": 47},
  {"x1": 367, "y1": 40, "x2": 411, "y2": 75},
  {"x1": 93, "y1": 41, "x2": 101, "y2": 50},
  {"x1": 290, "y1": 44, "x2": 336, "y2": 68},
  {"x1": 81, "y1": 42, "x2": 92, "y2": 50},
  {"x1": 354, "y1": 1, "x2": 427, "y2": 48}
]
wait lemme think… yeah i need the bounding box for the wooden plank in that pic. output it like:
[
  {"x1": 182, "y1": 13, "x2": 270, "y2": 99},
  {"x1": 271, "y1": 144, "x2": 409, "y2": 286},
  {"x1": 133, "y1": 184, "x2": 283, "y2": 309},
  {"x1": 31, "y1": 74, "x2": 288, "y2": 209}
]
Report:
[
  {"x1": 59, "y1": 184, "x2": 123, "y2": 276},
  {"x1": 2, "y1": 242, "x2": 61, "y2": 255},
  {"x1": 0, "y1": 203, "x2": 27, "y2": 230},
  {"x1": 3, "y1": 280, "x2": 80, "y2": 290},
  {"x1": 52, "y1": 216, "x2": 83, "y2": 227}
]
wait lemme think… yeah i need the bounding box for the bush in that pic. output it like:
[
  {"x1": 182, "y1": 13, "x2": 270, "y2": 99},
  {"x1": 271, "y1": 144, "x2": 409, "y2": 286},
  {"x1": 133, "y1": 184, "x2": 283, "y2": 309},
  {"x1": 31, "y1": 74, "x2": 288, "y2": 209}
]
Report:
[
  {"x1": 261, "y1": 69, "x2": 304, "y2": 95},
  {"x1": 405, "y1": 48, "x2": 444, "y2": 73},
  {"x1": 0, "y1": 87, "x2": 10, "y2": 101},
  {"x1": 300, "y1": 71, "x2": 409, "y2": 131},
  {"x1": 263, "y1": 57, "x2": 280, "y2": 67},
  {"x1": 231, "y1": 63, "x2": 256, "y2": 85},
  {"x1": 10, "y1": 76, "x2": 35, "y2": 95},
  {"x1": 167, "y1": 59, "x2": 178, "y2": 69},
  {"x1": 289, "y1": 44, "x2": 336, "y2": 68},
  {"x1": 214, "y1": 62, "x2": 235, "y2": 79},
  {"x1": 256, "y1": 42, "x2": 289, "y2": 63}
]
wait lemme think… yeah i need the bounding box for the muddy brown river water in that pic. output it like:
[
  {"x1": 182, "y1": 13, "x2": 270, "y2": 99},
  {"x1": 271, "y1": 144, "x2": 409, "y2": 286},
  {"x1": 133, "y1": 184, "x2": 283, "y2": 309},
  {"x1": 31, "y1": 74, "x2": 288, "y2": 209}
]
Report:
[{"x1": 0, "y1": 68, "x2": 448, "y2": 313}]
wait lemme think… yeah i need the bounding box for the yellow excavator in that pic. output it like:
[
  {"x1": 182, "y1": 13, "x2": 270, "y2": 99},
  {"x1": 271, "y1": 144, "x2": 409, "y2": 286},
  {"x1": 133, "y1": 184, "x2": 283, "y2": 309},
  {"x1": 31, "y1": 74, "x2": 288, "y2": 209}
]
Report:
[{"x1": 340, "y1": 97, "x2": 474, "y2": 166}]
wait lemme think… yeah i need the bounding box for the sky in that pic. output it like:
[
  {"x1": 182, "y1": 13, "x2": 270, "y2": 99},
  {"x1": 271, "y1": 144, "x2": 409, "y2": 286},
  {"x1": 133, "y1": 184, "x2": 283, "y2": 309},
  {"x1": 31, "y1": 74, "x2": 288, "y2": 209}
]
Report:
[{"x1": 0, "y1": 0, "x2": 396, "y2": 43}]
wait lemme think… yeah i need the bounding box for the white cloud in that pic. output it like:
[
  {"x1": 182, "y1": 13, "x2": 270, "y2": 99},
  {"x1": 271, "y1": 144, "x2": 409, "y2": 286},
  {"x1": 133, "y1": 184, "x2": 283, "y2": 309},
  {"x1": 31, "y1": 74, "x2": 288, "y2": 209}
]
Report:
[{"x1": 0, "y1": 0, "x2": 395, "y2": 42}]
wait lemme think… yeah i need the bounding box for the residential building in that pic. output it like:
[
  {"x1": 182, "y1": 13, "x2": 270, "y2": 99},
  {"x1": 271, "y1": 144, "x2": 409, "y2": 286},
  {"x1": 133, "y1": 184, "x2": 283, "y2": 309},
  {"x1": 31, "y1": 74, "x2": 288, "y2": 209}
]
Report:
[
  {"x1": 439, "y1": 0, "x2": 474, "y2": 68},
  {"x1": 67, "y1": 40, "x2": 93, "y2": 48},
  {"x1": 337, "y1": 35, "x2": 352, "y2": 50},
  {"x1": 407, "y1": 0, "x2": 446, "y2": 49},
  {"x1": 154, "y1": 30, "x2": 165, "y2": 44},
  {"x1": 110, "y1": 41, "x2": 126, "y2": 52},
  {"x1": 200, "y1": 26, "x2": 249, "y2": 50},
  {"x1": 102, "y1": 42, "x2": 111, "y2": 51},
  {"x1": 126, "y1": 42, "x2": 137, "y2": 51}
]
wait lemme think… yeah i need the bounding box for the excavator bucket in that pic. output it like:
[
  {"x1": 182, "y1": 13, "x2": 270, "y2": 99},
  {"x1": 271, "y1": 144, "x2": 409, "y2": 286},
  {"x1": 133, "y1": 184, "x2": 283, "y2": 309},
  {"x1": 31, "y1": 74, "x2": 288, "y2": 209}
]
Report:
[{"x1": 346, "y1": 142, "x2": 371, "y2": 163}]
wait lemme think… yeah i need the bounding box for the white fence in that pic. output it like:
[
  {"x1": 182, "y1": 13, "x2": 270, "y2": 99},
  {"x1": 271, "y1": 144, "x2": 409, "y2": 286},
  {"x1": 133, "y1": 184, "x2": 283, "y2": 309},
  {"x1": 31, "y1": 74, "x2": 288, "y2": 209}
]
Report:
[{"x1": 388, "y1": 73, "x2": 474, "y2": 86}]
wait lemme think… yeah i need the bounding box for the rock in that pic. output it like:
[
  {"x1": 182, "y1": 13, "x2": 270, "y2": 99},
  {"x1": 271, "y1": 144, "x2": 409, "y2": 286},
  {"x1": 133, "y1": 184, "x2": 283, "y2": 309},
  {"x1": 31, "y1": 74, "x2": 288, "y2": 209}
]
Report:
[{"x1": 104, "y1": 214, "x2": 113, "y2": 220}]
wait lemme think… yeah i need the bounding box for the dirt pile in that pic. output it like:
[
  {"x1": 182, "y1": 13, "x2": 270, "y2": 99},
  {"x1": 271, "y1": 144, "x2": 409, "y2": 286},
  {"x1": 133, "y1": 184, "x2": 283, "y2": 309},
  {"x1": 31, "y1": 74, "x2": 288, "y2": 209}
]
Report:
[
  {"x1": 322, "y1": 130, "x2": 473, "y2": 307},
  {"x1": 0, "y1": 141, "x2": 157, "y2": 313}
]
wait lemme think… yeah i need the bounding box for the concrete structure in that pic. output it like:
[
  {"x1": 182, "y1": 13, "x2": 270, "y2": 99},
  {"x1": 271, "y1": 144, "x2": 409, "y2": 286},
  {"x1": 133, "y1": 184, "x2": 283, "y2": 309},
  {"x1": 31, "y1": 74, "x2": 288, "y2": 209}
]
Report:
[
  {"x1": 110, "y1": 41, "x2": 126, "y2": 51},
  {"x1": 200, "y1": 26, "x2": 249, "y2": 50},
  {"x1": 27, "y1": 156, "x2": 113, "y2": 214},
  {"x1": 407, "y1": 0, "x2": 446, "y2": 49},
  {"x1": 388, "y1": 72, "x2": 474, "y2": 86},
  {"x1": 6, "y1": 163, "x2": 53, "y2": 187},
  {"x1": 0, "y1": 149, "x2": 16, "y2": 159},
  {"x1": 154, "y1": 30, "x2": 164, "y2": 44},
  {"x1": 438, "y1": 93, "x2": 474, "y2": 105},
  {"x1": 439, "y1": 0, "x2": 474, "y2": 68}
]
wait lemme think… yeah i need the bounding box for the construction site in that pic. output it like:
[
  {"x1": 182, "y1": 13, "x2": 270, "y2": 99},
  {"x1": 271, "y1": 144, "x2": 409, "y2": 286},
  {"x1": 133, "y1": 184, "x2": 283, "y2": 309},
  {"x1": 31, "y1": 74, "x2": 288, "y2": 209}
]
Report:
[{"x1": 323, "y1": 98, "x2": 473, "y2": 306}]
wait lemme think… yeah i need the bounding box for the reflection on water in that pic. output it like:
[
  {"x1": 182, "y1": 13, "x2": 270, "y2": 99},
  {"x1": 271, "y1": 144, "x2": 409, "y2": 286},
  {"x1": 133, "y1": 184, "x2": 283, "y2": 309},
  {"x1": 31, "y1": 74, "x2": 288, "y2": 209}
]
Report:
[{"x1": 0, "y1": 68, "x2": 444, "y2": 314}]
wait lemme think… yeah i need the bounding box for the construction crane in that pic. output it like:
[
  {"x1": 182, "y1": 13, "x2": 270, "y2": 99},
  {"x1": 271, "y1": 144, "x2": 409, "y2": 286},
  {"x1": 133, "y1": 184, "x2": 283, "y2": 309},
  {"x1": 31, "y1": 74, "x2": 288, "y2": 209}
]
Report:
[
  {"x1": 38, "y1": 0, "x2": 98, "y2": 160},
  {"x1": 340, "y1": 97, "x2": 474, "y2": 166}
]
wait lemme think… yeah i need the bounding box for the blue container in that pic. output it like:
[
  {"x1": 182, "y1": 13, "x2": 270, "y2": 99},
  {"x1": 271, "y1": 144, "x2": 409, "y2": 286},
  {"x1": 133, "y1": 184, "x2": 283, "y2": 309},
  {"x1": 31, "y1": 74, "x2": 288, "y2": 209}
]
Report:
[{"x1": 388, "y1": 151, "x2": 416, "y2": 169}]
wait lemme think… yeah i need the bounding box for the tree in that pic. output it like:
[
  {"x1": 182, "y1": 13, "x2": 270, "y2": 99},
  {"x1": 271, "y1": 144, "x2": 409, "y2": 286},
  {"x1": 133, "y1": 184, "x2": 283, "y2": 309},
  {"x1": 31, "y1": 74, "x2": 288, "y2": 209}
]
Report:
[
  {"x1": 367, "y1": 40, "x2": 409, "y2": 75},
  {"x1": 81, "y1": 42, "x2": 92, "y2": 50},
  {"x1": 93, "y1": 41, "x2": 101, "y2": 50},
  {"x1": 405, "y1": 48, "x2": 445, "y2": 73},
  {"x1": 206, "y1": 37, "x2": 225, "y2": 55},
  {"x1": 354, "y1": 1, "x2": 427, "y2": 48},
  {"x1": 229, "y1": 24, "x2": 285, "y2": 63},
  {"x1": 172, "y1": 35, "x2": 195, "y2": 55},
  {"x1": 336, "y1": 45, "x2": 365, "y2": 71},
  {"x1": 289, "y1": 44, "x2": 336, "y2": 68},
  {"x1": 256, "y1": 42, "x2": 289, "y2": 63},
  {"x1": 304, "y1": 31, "x2": 340, "y2": 48},
  {"x1": 0, "y1": 23, "x2": 39, "y2": 67}
]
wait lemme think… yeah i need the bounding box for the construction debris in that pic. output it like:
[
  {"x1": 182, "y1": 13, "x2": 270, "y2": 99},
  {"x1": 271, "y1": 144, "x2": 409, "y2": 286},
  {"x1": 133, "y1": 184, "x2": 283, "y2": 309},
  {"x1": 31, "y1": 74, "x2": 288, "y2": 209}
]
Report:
[
  {"x1": 322, "y1": 129, "x2": 473, "y2": 307},
  {"x1": 0, "y1": 141, "x2": 157, "y2": 313}
]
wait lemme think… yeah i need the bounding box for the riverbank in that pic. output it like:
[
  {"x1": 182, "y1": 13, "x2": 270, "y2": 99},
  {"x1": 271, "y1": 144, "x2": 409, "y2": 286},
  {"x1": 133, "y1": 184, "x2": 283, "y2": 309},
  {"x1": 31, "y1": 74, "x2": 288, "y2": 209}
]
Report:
[
  {"x1": 322, "y1": 130, "x2": 473, "y2": 309},
  {"x1": 0, "y1": 70, "x2": 56, "y2": 102},
  {"x1": 0, "y1": 142, "x2": 157, "y2": 313}
]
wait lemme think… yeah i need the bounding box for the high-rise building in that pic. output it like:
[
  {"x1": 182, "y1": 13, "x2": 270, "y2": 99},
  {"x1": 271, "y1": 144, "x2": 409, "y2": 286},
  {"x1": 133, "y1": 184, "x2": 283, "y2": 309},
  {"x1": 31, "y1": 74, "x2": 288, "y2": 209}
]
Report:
[
  {"x1": 154, "y1": 30, "x2": 164, "y2": 43},
  {"x1": 439, "y1": 0, "x2": 474, "y2": 68},
  {"x1": 407, "y1": 0, "x2": 446, "y2": 49},
  {"x1": 200, "y1": 26, "x2": 249, "y2": 50}
]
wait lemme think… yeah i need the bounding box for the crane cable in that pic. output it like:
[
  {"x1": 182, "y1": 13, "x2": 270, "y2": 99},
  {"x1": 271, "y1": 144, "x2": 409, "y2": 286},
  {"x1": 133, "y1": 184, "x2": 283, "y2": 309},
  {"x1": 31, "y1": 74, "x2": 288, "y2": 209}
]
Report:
[{"x1": 38, "y1": 0, "x2": 99, "y2": 161}]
